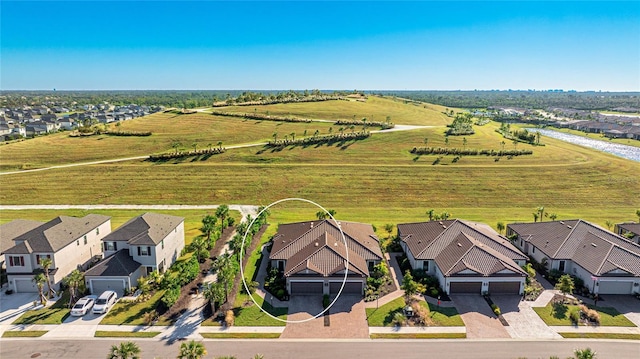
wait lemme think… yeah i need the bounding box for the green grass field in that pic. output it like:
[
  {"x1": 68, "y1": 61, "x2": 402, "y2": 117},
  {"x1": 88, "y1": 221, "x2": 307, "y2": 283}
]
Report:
[
  {"x1": 370, "y1": 333, "x2": 466, "y2": 339},
  {"x1": 200, "y1": 332, "x2": 281, "y2": 339},
  {"x1": 533, "y1": 303, "x2": 636, "y2": 327},
  {"x1": 559, "y1": 332, "x2": 640, "y2": 340},
  {"x1": 99, "y1": 290, "x2": 171, "y2": 326},
  {"x1": 1, "y1": 330, "x2": 48, "y2": 337},
  {"x1": 0, "y1": 96, "x2": 638, "y2": 231},
  {"x1": 365, "y1": 297, "x2": 463, "y2": 327}
]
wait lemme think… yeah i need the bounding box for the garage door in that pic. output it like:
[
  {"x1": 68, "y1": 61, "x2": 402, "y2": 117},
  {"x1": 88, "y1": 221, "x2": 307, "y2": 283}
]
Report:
[
  {"x1": 15, "y1": 279, "x2": 38, "y2": 293},
  {"x1": 488, "y1": 281, "x2": 521, "y2": 294},
  {"x1": 90, "y1": 279, "x2": 125, "y2": 297},
  {"x1": 290, "y1": 281, "x2": 323, "y2": 295},
  {"x1": 329, "y1": 281, "x2": 362, "y2": 295},
  {"x1": 598, "y1": 281, "x2": 633, "y2": 295},
  {"x1": 449, "y1": 282, "x2": 482, "y2": 294}
]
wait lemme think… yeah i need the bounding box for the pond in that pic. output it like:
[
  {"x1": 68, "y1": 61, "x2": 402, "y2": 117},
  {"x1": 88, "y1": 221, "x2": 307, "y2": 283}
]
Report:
[{"x1": 529, "y1": 129, "x2": 640, "y2": 162}]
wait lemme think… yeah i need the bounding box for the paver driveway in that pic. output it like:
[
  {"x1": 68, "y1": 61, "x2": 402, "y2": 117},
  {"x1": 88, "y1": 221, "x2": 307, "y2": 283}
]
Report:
[
  {"x1": 450, "y1": 294, "x2": 510, "y2": 338},
  {"x1": 281, "y1": 294, "x2": 369, "y2": 339}
]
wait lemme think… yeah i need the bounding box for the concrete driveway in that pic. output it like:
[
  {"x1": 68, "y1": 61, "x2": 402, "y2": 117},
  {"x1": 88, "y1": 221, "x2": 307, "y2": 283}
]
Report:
[
  {"x1": 597, "y1": 295, "x2": 640, "y2": 327},
  {"x1": 490, "y1": 295, "x2": 560, "y2": 339},
  {"x1": 281, "y1": 294, "x2": 369, "y2": 339},
  {"x1": 0, "y1": 292, "x2": 38, "y2": 325},
  {"x1": 450, "y1": 294, "x2": 510, "y2": 338}
]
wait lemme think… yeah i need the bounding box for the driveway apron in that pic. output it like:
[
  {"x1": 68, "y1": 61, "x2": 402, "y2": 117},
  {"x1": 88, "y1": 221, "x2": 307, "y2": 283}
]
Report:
[
  {"x1": 450, "y1": 294, "x2": 510, "y2": 338},
  {"x1": 490, "y1": 295, "x2": 561, "y2": 339},
  {"x1": 280, "y1": 295, "x2": 369, "y2": 339}
]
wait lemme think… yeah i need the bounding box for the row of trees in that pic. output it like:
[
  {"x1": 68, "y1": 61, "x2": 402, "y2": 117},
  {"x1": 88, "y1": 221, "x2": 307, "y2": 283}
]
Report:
[
  {"x1": 267, "y1": 130, "x2": 370, "y2": 148},
  {"x1": 411, "y1": 146, "x2": 534, "y2": 157},
  {"x1": 107, "y1": 339, "x2": 266, "y2": 359},
  {"x1": 211, "y1": 110, "x2": 312, "y2": 123},
  {"x1": 446, "y1": 113, "x2": 475, "y2": 135},
  {"x1": 334, "y1": 117, "x2": 395, "y2": 130}
]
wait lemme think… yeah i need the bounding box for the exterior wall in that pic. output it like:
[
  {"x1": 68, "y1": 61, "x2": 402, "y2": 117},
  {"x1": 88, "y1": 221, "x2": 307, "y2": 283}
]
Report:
[
  {"x1": 51, "y1": 220, "x2": 111, "y2": 287},
  {"x1": 157, "y1": 221, "x2": 184, "y2": 272},
  {"x1": 104, "y1": 241, "x2": 130, "y2": 258},
  {"x1": 5, "y1": 253, "x2": 35, "y2": 274}
]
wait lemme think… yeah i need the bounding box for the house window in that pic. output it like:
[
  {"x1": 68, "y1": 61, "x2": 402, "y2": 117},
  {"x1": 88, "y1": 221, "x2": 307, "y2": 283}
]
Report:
[
  {"x1": 104, "y1": 242, "x2": 117, "y2": 251},
  {"x1": 558, "y1": 260, "x2": 565, "y2": 272},
  {"x1": 84, "y1": 235, "x2": 87, "y2": 245},
  {"x1": 96, "y1": 228, "x2": 100, "y2": 235},
  {"x1": 138, "y1": 246, "x2": 151, "y2": 256},
  {"x1": 161, "y1": 240, "x2": 164, "y2": 249},
  {"x1": 532, "y1": 247, "x2": 535, "y2": 254},
  {"x1": 77, "y1": 240, "x2": 80, "y2": 246},
  {"x1": 8, "y1": 256, "x2": 24, "y2": 267},
  {"x1": 423, "y1": 261, "x2": 429, "y2": 271}
]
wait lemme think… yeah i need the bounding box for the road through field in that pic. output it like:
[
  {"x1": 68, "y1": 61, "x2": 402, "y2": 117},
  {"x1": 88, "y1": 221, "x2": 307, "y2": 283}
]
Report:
[{"x1": 0, "y1": 204, "x2": 259, "y2": 222}]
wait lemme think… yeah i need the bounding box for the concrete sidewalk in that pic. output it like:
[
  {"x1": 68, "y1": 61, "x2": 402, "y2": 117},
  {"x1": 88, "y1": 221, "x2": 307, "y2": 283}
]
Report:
[
  {"x1": 550, "y1": 326, "x2": 640, "y2": 334},
  {"x1": 199, "y1": 325, "x2": 285, "y2": 333}
]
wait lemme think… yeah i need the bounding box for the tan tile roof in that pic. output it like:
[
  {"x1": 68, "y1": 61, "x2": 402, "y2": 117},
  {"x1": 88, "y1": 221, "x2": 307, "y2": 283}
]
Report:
[
  {"x1": 101, "y1": 212, "x2": 184, "y2": 246},
  {"x1": 3, "y1": 215, "x2": 110, "y2": 254},
  {"x1": 270, "y1": 220, "x2": 382, "y2": 277},
  {"x1": 0, "y1": 219, "x2": 43, "y2": 253},
  {"x1": 398, "y1": 220, "x2": 526, "y2": 277},
  {"x1": 508, "y1": 220, "x2": 640, "y2": 276}
]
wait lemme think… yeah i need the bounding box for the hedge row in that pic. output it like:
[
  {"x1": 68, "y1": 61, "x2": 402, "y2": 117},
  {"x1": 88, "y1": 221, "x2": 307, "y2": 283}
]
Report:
[
  {"x1": 410, "y1": 147, "x2": 533, "y2": 156},
  {"x1": 211, "y1": 111, "x2": 312, "y2": 123},
  {"x1": 267, "y1": 131, "x2": 370, "y2": 148},
  {"x1": 149, "y1": 147, "x2": 226, "y2": 161},
  {"x1": 213, "y1": 96, "x2": 344, "y2": 107},
  {"x1": 104, "y1": 131, "x2": 152, "y2": 137},
  {"x1": 334, "y1": 120, "x2": 395, "y2": 129}
]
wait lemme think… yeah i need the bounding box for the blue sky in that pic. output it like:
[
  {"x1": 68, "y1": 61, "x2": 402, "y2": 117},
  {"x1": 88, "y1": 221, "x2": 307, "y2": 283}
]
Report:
[{"x1": 2, "y1": 1, "x2": 639, "y2": 91}]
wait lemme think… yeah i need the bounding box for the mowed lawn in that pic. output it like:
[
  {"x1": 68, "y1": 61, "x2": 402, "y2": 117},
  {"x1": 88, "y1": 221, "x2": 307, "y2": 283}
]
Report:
[{"x1": 220, "y1": 96, "x2": 453, "y2": 126}]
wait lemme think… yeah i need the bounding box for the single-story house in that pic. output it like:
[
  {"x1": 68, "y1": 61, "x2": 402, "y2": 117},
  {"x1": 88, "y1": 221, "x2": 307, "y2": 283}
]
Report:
[
  {"x1": 2, "y1": 215, "x2": 111, "y2": 293},
  {"x1": 398, "y1": 220, "x2": 528, "y2": 295},
  {"x1": 269, "y1": 220, "x2": 383, "y2": 296},
  {"x1": 507, "y1": 220, "x2": 640, "y2": 295},
  {"x1": 615, "y1": 222, "x2": 640, "y2": 245},
  {"x1": 84, "y1": 212, "x2": 185, "y2": 296}
]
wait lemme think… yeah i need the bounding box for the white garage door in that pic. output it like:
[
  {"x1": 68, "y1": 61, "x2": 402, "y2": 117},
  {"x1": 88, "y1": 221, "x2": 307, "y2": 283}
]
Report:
[
  {"x1": 15, "y1": 279, "x2": 38, "y2": 293},
  {"x1": 90, "y1": 279, "x2": 126, "y2": 297},
  {"x1": 598, "y1": 281, "x2": 633, "y2": 295}
]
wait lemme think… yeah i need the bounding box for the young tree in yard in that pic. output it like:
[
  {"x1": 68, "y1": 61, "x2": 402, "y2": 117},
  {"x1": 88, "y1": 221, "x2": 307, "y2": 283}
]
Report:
[
  {"x1": 532, "y1": 213, "x2": 539, "y2": 223},
  {"x1": 555, "y1": 274, "x2": 575, "y2": 302},
  {"x1": 215, "y1": 205, "x2": 229, "y2": 229},
  {"x1": 605, "y1": 220, "x2": 613, "y2": 231},
  {"x1": 33, "y1": 273, "x2": 47, "y2": 305},
  {"x1": 39, "y1": 257, "x2": 55, "y2": 298},
  {"x1": 203, "y1": 282, "x2": 225, "y2": 313},
  {"x1": 63, "y1": 269, "x2": 84, "y2": 307},
  {"x1": 107, "y1": 341, "x2": 141, "y2": 359},
  {"x1": 191, "y1": 236, "x2": 208, "y2": 263},
  {"x1": 177, "y1": 340, "x2": 207, "y2": 359},
  {"x1": 401, "y1": 270, "x2": 424, "y2": 299},
  {"x1": 496, "y1": 222, "x2": 505, "y2": 235},
  {"x1": 384, "y1": 224, "x2": 394, "y2": 239}
]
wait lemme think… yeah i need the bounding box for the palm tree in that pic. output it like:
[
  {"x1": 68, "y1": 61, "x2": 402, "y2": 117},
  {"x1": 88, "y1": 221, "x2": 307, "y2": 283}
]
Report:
[
  {"x1": 290, "y1": 132, "x2": 295, "y2": 141},
  {"x1": 33, "y1": 273, "x2": 47, "y2": 305},
  {"x1": 191, "y1": 236, "x2": 208, "y2": 263},
  {"x1": 39, "y1": 257, "x2": 55, "y2": 298},
  {"x1": 574, "y1": 348, "x2": 597, "y2": 359},
  {"x1": 171, "y1": 140, "x2": 182, "y2": 154},
  {"x1": 192, "y1": 142, "x2": 198, "y2": 152},
  {"x1": 462, "y1": 137, "x2": 467, "y2": 149},
  {"x1": 496, "y1": 222, "x2": 505, "y2": 235},
  {"x1": 512, "y1": 138, "x2": 518, "y2": 150},
  {"x1": 272, "y1": 132, "x2": 278, "y2": 143},
  {"x1": 215, "y1": 205, "x2": 229, "y2": 229},
  {"x1": 636, "y1": 209, "x2": 640, "y2": 222},
  {"x1": 532, "y1": 213, "x2": 539, "y2": 222},
  {"x1": 426, "y1": 209, "x2": 435, "y2": 221},
  {"x1": 107, "y1": 341, "x2": 141, "y2": 359},
  {"x1": 384, "y1": 224, "x2": 394, "y2": 239},
  {"x1": 440, "y1": 211, "x2": 450, "y2": 220},
  {"x1": 500, "y1": 140, "x2": 506, "y2": 151},
  {"x1": 203, "y1": 282, "x2": 225, "y2": 313},
  {"x1": 549, "y1": 213, "x2": 558, "y2": 221},
  {"x1": 605, "y1": 220, "x2": 613, "y2": 231},
  {"x1": 177, "y1": 340, "x2": 207, "y2": 359},
  {"x1": 63, "y1": 269, "x2": 84, "y2": 307},
  {"x1": 315, "y1": 211, "x2": 327, "y2": 220},
  {"x1": 537, "y1": 206, "x2": 545, "y2": 222},
  {"x1": 200, "y1": 214, "x2": 218, "y2": 246},
  {"x1": 217, "y1": 141, "x2": 223, "y2": 150}
]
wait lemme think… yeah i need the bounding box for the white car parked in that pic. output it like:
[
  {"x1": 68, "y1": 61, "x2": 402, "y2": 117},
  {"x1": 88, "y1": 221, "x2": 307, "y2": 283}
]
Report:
[
  {"x1": 70, "y1": 295, "x2": 97, "y2": 316},
  {"x1": 92, "y1": 291, "x2": 118, "y2": 315}
]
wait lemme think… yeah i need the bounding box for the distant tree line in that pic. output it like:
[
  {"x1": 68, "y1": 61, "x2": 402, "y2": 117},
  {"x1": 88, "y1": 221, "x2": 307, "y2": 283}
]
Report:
[
  {"x1": 211, "y1": 110, "x2": 312, "y2": 123},
  {"x1": 376, "y1": 91, "x2": 640, "y2": 111},
  {"x1": 410, "y1": 147, "x2": 533, "y2": 157}
]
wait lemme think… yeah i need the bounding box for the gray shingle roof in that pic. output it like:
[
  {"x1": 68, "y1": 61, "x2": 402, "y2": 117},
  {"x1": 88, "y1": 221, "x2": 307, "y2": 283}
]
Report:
[
  {"x1": 270, "y1": 220, "x2": 382, "y2": 277},
  {"x1": 84, "y1": 250, "x2": 141, "y2": 277},
  {"x1": 617, "y1": 222, "x2": 640, "y2": 236},
  {"x1": 101, "y1": 212, "x2": 184, "y2": 246},
  {"x1": 508, "y1": 220, "x2": 640, "y2": 276},
  {"x1": 398, "y1": 220, "x2": 526, "y2": 277},
  {"x1": 0, "y1": 219, "x2": 43, "y2": 253},
  {"x1": 2, "y1": 215, "x2": 110, "y2": 254}
]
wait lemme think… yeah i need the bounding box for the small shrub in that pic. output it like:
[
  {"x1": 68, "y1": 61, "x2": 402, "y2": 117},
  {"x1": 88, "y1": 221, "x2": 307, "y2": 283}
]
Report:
[
  {"x1": 569, "y1": 307, "x2": 581, "y2": 324},
  {"x1": 224, "y1": 310, "x2": 235, "y2": 327},
  {"x1": 322, "y1": 294, "x2": 330, "y2": 309},
  {"x1": 429, "y1": 287, "x2": 439, "y2": 298},
  {"x1": 491, "y1": 304, "x2": 501, "y2": 316},
  {"x1": 586, "y1": 309, "x2": 600, "y2": 324},
  {"x1": 392, "y1": 312, "x2": 406, "y2": 327}
]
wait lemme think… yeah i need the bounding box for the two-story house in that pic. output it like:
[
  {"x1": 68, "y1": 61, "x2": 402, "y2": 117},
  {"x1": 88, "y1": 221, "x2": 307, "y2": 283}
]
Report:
[
  {"x1": 1, "y1": 215, "x2": 111, "y2": 293},
  {"x1": 84, "y1": 212, "x2": 185, "y2": 296}
]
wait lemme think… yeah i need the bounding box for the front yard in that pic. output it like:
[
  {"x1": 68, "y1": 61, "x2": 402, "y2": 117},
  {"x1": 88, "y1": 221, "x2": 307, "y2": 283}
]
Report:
[
  {"x1": 12, "y1": 291, "x2": 70, "y2": 325},
  {"x1": 533, "y1": 302, "x2": 636, "y2": 327},
  {"x1": 100, "y1": 290, "x2": 171, "y2": 326},
  {"x1": 366, "y1": 297, "x2": 464, "y2": 327}
]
